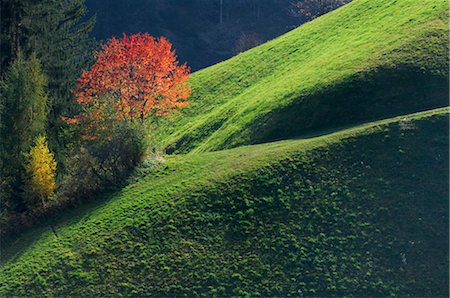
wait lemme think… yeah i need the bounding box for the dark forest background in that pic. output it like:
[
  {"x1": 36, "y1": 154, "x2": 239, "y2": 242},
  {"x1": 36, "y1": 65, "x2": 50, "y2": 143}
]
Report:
[{"x1": 85, "y1": 0, "x2": 304, "y2": 70}]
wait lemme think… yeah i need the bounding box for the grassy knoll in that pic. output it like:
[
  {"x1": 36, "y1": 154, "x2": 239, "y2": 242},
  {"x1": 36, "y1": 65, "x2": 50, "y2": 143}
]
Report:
[
  {"x1": 160, "y1": 0, "x2": 448, "y2": 154},
  {"x1": 1, "y1": 108, "x2": 448, "y2": 296}
]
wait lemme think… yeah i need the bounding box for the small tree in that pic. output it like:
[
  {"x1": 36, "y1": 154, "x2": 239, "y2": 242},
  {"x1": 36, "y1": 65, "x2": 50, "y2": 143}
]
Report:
[
  {"x1": 25, "y1": 135, "x2": 57, "y2": 208},
  {"x1": 62, "y1": 33, "x2": 189, "y2": 199},
  {"x1": 66, "y1": 33, "x2": 191, "y2": 139},
  {"x1": 291, "y1": 0, "x2": 351, "y2": 21}
]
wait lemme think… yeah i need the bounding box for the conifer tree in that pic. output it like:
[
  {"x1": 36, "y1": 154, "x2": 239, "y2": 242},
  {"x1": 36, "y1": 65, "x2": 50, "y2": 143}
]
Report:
[
  {"x1": 0, "y1": 0, "x2": 96, "y2": 159},
  {"x1": 21, "y1": 0, "x2": 96, "y2": 128},
  {"x1": 0, "y1": 56, "x2": 49, "y2": 212}
]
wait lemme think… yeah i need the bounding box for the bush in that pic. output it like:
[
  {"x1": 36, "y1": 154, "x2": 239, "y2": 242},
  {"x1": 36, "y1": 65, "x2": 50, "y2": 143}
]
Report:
[
  {"x1": 92, "y1": 122, "x2": 148, "y2": 184},
  {"x1": 60, "y1": 122, "x2": 148, "y2": 201},
  {"x1": 59, "y1": 146, "x2": 101, "y2": 202}
]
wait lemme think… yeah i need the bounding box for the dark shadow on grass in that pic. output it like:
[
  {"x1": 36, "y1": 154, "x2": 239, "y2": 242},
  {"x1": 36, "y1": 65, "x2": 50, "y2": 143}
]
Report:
[
  {"x1": 0, "y1": 187, "x2": 123, "y2": 266},
  {"x1": 250, "y1": 66, "x2": 449, "y2": 147}
]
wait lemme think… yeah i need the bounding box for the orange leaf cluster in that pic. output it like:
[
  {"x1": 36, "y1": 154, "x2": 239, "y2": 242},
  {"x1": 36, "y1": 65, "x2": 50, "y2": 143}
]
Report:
[{"x1": 68, "y1": 33, "x2": 191, "y2": 135}]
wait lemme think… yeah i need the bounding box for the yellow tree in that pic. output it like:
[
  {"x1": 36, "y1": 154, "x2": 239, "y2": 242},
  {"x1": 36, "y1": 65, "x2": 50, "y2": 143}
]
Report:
[{"x1": 25, "y1": 135, "x2": 57, "y2": 208}]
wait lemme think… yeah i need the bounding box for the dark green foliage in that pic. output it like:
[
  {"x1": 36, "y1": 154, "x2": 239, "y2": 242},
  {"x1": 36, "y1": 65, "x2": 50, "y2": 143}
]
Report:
[
  {"x1": 0, "y1": 56, "x2": 48, "y2": 153},
  {"x1": 60, "y1": 123, "x2": 148, "y2": 203},
  {"x1": 0, "y1": 0, "x2": 95, "y2": 231},
  {"x1": 0, "y1": 0, "x2": 96, "y2": 162},
  {"x1": 0, "y1": 109, "x2": 448, "y2": 296},
  {"x1": 0, "y1": 56, "x2": 49, "y2": 213},
  {"x1": 24, "y1": 0, "x2": 96, "y2": 154},
  {"x1": 0, "y1": 0, "x2": 19, "y2": 71}
]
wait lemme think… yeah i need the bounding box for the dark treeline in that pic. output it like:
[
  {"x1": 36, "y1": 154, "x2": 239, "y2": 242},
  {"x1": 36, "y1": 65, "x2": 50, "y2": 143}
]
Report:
[
  {"x1": 85, "y1": 0, "x2": 304, "y2": 70},
  {"x1": 0, "y1": 0, "x2": 96, "y2": 155},
  {"x1": 0, "y1": 0, "x2": 96, "y2": 235}
]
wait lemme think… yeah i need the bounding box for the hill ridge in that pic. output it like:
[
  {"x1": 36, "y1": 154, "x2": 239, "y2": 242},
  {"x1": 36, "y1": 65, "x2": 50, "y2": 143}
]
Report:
[
  {"x1": 160, "y1": 0, "x2": 448, "y2": 154},
  {"x1": 1, "y1": 107, "x2": 448, "y2": 296}
]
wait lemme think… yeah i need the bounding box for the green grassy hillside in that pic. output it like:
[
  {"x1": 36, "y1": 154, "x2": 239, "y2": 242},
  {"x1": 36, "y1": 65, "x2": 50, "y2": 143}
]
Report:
[
  {"x1": 1, "y1": 108, "x2": 448, "y2": 296},
  {"x1": 1, "y1": 0, "x2": 448, "y2": 296},
  {"x1": 161, "y1": 0, "x2": 448, "y2": 154}
]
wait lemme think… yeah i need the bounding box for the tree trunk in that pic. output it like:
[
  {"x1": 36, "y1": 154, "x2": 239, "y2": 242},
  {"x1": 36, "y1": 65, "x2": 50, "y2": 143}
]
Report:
[{"x1": 219, "y1": 0, "x2": 223, "y2": 24}]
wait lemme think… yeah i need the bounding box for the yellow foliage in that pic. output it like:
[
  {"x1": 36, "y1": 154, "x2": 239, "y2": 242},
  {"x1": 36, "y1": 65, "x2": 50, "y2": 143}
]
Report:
[{"x1": 25, "y1": 135, "x2": 57, "y2": 207}]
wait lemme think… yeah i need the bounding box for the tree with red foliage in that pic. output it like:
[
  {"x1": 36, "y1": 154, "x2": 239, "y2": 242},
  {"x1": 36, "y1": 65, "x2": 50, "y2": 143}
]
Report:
[{"x1": 66, "y1": 33, "x2": 191, "y2": 137}]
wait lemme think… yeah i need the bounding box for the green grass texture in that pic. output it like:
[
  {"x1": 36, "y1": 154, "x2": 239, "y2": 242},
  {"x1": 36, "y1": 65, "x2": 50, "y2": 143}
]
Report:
[
  {"x1": 161, "y1": 0, "x2": 448, "y2": 154},
  {"x1": 1, "y1": 107, "x2": 448, "y2": 296},
  {"x1": 1, "y1": 0, "x2": 448, "y2": 296}
]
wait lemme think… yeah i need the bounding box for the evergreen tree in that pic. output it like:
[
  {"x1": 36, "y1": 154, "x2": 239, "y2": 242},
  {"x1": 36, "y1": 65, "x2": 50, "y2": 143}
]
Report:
[
  {"x1": 0, "y1": 56, "x2": 50, "y2": 212},
  {"x1": 0, "y1": 0, "x2": 19, "y2": 72},
  {"x1": 21, "y1": 0, "x2": 96, "y2": 130},
  {"x1": 0, "y1": 0, "x2": 96, "y2": 161}
]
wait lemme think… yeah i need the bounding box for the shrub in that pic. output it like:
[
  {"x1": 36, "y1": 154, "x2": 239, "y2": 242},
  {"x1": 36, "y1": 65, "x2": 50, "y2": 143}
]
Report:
[
  {"x1": 58, "y1": 146, "x2": 100, "y2": 202},
  {"x1": 90, "y1": 121, "x2": 148, "y2": 184},
  {"x1": 234, "y1": 32, "x2": 262, "y2": 54},
  {"x1": 60, "y1": 122, "x2": 147, "y2": 201}
]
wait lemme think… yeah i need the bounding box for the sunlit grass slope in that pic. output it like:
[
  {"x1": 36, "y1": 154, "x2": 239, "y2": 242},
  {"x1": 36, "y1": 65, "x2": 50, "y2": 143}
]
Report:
[
  {"x1": 1, "y1": 108, "x2": 448, "y2": 297},
  {"x1": 161, "y1": 0, "x2": 448, "y2": 154}
]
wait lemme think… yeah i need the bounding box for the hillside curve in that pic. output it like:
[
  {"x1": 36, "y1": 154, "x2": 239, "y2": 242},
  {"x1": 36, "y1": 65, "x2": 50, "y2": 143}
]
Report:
[
  {"x1": 161, "y1": 0, "x2": 448, "y2": 154},
  {"x1": 0, "y1": 108, "x2": 448, "y2": 296}
]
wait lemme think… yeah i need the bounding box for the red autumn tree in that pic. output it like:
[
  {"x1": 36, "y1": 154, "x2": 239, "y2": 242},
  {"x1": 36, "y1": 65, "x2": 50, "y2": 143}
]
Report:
[{"x1": 66, "y1": 33, "x2": 191, "y2": 135}]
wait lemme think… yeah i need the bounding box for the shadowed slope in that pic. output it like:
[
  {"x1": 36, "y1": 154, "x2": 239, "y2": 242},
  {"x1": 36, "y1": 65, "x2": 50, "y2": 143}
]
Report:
[
  {"x1": 162, "y1": 0, "x2": 448, "y2": 154},
  {"x1": 1, "y1": 108, "x2": 448, "y2": 296}
]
